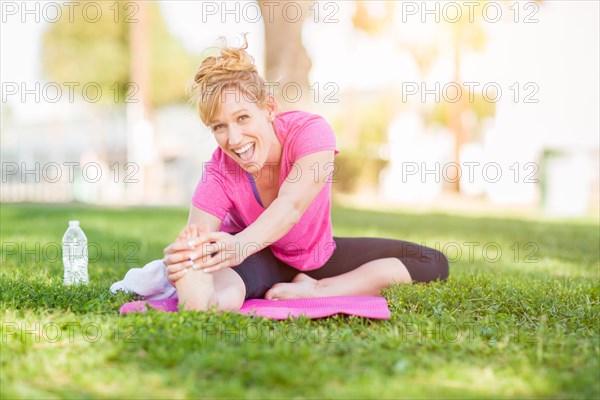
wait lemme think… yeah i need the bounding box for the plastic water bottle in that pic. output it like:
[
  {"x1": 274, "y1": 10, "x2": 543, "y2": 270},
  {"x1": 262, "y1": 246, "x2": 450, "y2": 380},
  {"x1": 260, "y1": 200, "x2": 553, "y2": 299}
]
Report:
[{"x1": 62, "y1": 220, "x2": 88, "y2": 285}]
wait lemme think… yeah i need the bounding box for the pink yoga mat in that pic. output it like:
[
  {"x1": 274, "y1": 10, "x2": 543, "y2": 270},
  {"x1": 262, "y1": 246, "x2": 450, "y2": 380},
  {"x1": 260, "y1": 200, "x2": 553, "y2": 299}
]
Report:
[{"x1": 119, "y1": 296, "x2": 390, "y2": 320}]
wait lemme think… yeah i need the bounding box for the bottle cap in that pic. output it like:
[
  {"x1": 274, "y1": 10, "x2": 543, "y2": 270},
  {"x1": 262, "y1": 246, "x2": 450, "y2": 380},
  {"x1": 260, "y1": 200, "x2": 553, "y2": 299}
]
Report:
[{"x1": 69, "y1": 220, "x2": 80, "y2": 227}]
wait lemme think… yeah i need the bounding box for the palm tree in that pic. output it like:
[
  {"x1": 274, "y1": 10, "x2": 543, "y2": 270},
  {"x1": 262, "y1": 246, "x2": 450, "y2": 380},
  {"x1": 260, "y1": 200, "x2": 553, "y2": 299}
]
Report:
[{"x1": 351, "y1": 0, "x2": 487, "y2": 192}]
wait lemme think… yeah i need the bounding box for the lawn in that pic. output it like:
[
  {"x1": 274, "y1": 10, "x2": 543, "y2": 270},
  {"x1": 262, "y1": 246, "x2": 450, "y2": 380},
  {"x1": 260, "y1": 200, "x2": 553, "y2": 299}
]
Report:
[{"x1": 1, "y1": 203, "x2": 598, "y2": 399}]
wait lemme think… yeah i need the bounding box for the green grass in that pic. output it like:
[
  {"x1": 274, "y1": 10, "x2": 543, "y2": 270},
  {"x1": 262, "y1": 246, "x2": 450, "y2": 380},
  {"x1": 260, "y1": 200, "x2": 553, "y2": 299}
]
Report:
[{"x1": 1, "y1": 203, "x2": 598, "y2": 399}]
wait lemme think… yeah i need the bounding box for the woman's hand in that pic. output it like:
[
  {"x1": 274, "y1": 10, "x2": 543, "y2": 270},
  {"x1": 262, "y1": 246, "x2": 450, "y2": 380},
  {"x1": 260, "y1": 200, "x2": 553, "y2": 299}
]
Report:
[
  {"x1": 192, "y1": 231, "x2": 248, "y2": 274},
  {"x1": 163, "y1": 224, "x2": 209, "y2": 285}
]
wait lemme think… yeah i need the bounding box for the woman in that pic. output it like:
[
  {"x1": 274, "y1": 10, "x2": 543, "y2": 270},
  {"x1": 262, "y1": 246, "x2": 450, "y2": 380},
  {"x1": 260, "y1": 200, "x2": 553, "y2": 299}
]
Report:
[{"x1": 163, "y1": 39, "x2": 449, "y2": 311}]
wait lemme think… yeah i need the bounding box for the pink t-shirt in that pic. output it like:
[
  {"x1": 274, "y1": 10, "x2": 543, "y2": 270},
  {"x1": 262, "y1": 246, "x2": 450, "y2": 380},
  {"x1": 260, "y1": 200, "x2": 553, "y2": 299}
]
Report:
[{"x1": 192, "y1": 110, "x2": 339, "y2": 271}]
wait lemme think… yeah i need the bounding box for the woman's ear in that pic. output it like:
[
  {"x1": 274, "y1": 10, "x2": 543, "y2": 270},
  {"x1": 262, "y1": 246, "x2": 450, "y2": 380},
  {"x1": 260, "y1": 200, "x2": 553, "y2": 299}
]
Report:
[{"x1": 265, "y1": 95, "x2": 278, "y2": 120}]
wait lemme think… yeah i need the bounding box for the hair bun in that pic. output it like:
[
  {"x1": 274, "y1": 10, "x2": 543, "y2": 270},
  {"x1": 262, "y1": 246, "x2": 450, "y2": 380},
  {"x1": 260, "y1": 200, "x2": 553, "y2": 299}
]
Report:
[
  {"x1": 217, "y1": 47, "x2": 257, "y2": 73},
  {"x1": 191, "y1": 34, "x2": 269, "y2": 125}
]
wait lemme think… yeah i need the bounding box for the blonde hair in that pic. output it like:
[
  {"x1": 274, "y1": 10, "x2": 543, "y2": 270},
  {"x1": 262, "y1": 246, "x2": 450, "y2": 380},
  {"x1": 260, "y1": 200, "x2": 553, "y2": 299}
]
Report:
[{"x1": 191, "y1": 34, "x2": 270, "y2": 126}]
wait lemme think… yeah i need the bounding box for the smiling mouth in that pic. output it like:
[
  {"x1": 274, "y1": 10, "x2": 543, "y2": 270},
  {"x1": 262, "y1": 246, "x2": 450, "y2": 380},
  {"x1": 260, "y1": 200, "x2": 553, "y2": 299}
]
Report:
[{"x1": 233, "y1": 142, "x2": 255, "y2": 163}]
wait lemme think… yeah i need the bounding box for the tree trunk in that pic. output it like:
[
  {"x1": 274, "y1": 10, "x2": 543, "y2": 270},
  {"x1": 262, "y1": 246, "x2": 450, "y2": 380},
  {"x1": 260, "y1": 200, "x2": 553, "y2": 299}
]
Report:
[
  {"x1": 258, "y1": 0, "x2": 314, "y2": 111},
  {"x1": 448, "y1": 28, "x2": 467, "y2": 193},
  {"x1": 129, "y1": 1, "x2": 159, "y2": 203}
]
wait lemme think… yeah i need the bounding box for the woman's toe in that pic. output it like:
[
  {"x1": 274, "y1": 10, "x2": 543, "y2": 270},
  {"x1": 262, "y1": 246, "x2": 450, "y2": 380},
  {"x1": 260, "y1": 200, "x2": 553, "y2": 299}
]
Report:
[{"x1": 264, "y1": 284, "x2": 282, "y2": 300}]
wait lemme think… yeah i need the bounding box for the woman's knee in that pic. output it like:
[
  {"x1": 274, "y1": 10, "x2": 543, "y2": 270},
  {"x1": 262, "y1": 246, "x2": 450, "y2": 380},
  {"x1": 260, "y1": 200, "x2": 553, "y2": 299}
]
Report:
[
  {"x1": 424, "y1": 247, "x2": 449, "y2": 281},
  {"x1": 400, "y1": 245, "x2": 449, "y2": 283}
]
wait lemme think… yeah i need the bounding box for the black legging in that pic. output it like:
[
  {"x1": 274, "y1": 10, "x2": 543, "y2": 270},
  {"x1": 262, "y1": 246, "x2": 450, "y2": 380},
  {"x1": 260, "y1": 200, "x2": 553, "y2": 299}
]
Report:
[{"x1": 231, "y1": 237, "x2": 449, "y2": 300}]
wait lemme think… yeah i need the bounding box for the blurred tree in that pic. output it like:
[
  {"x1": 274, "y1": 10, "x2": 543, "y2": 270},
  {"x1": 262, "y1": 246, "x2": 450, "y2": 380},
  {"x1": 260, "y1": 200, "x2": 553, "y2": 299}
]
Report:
[
  {"x1": 445, "y1": 9, "x2": 488, "y2": 191},
  {"x1": 42, "y1": 1, "x2": 202, "y2": 205},
  {"x1": 351, "y1": 1, "x2": 488, "y2": 192},
  {"x1": 42, "y1": 0, "x2": 199, "y2": 108},
  {"x1": 351, "y1": 1, "x2": 394, "y2": 34},
  {"x1": 425, "y1": 93, "x2": 496, "y2": 142},
  {"x1": 330, "y1": 96, "x2": 392, "y2": 193},
  {"x1": 352, "y1": 0, "x2": 544, "y2": 192}
]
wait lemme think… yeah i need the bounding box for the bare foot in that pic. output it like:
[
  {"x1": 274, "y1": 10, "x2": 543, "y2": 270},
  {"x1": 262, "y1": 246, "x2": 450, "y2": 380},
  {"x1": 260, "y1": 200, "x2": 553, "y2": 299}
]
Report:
[
  {"x1": 174, "y1": 224, "x2": 216, "y2": 311},
  {"x1": 177, "y1": 224, "x2": 197, "y2": 241},
  {"x1": 177, "y1": 223, "x2": 210, "y2": 245},
  {"x1": 264, "y1": 273, "x2": 319, "y2": 300}
]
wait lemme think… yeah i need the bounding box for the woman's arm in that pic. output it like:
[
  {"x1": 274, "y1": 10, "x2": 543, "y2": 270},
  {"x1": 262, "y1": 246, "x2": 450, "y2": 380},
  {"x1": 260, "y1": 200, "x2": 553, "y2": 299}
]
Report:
[
  {"x1": 193, "y1": 150, "x2": 335, "y2": 272},
  {"x1": 237, "y1": 149, "x2": 335, "y2": 253},
  {"x1": 187, "y1": 205, "x2": 222, "y2": 231}
]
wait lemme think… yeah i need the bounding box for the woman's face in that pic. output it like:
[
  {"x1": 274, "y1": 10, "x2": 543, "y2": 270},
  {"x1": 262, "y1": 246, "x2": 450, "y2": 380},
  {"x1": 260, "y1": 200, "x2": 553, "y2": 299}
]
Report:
[{"x1": 208, "y1": 87, "x2": 278, "y2": 175}]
